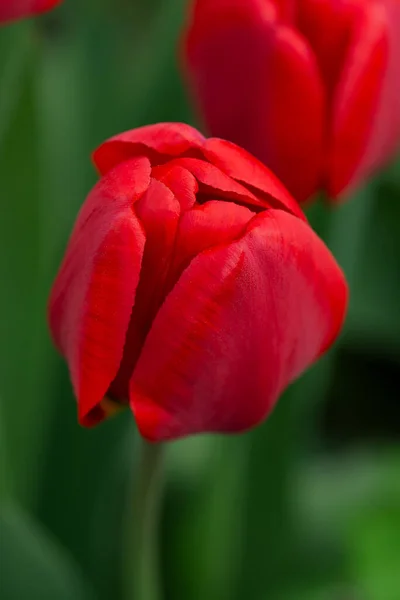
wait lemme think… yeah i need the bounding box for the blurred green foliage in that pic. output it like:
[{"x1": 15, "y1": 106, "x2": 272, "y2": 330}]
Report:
[{"x1": 0, "y1": 1, "x2": 399, "y2": 599}]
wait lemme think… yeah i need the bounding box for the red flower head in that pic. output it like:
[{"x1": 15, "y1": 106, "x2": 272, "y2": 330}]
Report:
[
  {"x1": 0, "y1": 0, "x2": 62, "y2": 23},
  {"x1": 48, "y1": 123, "x2": 347, "y2": 442},
  {"x1": 183, "y1": 0, "x2": 400, "y2": 203}
]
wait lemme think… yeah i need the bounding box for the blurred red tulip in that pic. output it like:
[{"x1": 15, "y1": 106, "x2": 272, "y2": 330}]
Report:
[
  {"x1": 0, "y1": 0, "x2": 62, "y2": 23},
  {"x1": 183, "y1": 0, "x2": 400, "y2": 203},
  {"x1": 48, "y1": 123, "x2": 347, "y2": 441}
]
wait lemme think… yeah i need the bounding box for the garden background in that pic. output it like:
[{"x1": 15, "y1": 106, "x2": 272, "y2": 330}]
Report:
[{"x1": 0, "y1": 1, "x2": 399, "y2": 598}]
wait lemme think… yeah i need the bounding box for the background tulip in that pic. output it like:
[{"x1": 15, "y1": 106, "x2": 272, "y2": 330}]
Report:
[
  {"x1": 0, "y1": 0, "x2": 62, "y2": 23},
  {"x1": 48, "y1": 122, "x2": 347, "y2": 442},
  {"x1": 183, "y1": 0, "x2": 400, "y2": 203}
]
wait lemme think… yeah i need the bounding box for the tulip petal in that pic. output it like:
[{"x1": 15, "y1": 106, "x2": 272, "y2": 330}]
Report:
[
  {"x1": 151, "y1": 164, "x2": 198, "y2": 210},
  {"x1": 184, "y1": 3, "x2": 325, "y2": 203},
  {"x1": 329, "y1": 2, "x2": 400, "y2": 197},
  {"x1": 48, "y1": 158, "x2": 150, "y2": 425},
  {"x1": 169, "y1": 200, "x2": 254, "y2": 279},
  {"x1": 108, "y1": 179, "x2": 181, "y2": 400},
  {"x1": 93, "y1": 122, "x2": 205, "y2": 176},
  {"x1": 202, "y1": 138, "x2": 305, "y2": 219},
  {"x1": 162, "y1": 157, "x2": 269, "y2": 211},
  {"x1": 297, "y1": 0, "x2": 357, "y2": 97},
  {"x1": 129, "y1": 209, "x2": 347, "y2": 441},
  {"x1": 186, "y1": 0, "x2": 279, "y2": 29},
  {"x1": 110, "y1": 193, "x2": 252, "y2": 401}
]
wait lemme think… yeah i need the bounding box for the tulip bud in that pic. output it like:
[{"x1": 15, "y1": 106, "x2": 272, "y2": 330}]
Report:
[{"x1": 48, "y1": 123, "x2": 347, "y2": 441}]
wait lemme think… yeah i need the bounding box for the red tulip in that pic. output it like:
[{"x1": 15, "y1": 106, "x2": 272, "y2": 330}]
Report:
[
  {"x1": 0, "y1": 0, "x2": 62, "y2": 23},
  {"x1": 48, "y1": 122, "x2": 347, "y2": 441},
  {"x1": 183, "y1": 0, "x2": 400, "y2": 203}
]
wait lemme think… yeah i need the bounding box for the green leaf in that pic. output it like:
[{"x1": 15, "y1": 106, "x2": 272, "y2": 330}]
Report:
[
  {"x1": 0, "y1": 29, "x2": 46, "y2": 506},
  {"x1": 36, "y1": 362, "x2": 132, "y2": 596},
  {"x1": 297, "y1": 450, "x2": 400, "y2": 536},
  {"x1": 350, "y1": 505, "x2": 400, "y2": 600}
]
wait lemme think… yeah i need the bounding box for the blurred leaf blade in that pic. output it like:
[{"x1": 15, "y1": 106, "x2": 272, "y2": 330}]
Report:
[
  {"x1": 0, "y1": 25, "x2": 44, "y2": 506},
  {"x1": 0, "y1": 503, "x2": 96, "y2": 600}
]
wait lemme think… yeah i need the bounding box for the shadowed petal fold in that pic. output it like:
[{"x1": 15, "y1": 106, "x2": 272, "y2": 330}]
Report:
[{"x1": 202, "y1": 138, "x2": 306, "y2": 219}]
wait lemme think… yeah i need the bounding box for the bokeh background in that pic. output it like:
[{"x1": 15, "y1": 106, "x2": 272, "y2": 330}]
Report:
[{"x1": 0, "y1": 1, "x2": 399, "y2": 599}]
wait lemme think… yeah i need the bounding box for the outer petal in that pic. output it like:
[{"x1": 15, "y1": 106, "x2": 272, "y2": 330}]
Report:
[
  {"x1": 129, "y1": 209, "x2": 348, "y2": 441},
  {"x1": 328, "y1": 2, "x2": 393, "y2": 197},
  {"x1": 185, "y1": 0, "x2": 279, "y2": 30},
  {"x1": 48, "y1": 158, "x2": 150, "y2": 425},
  {"x1": 93, "y1": 122, "x2": 205, "y2": 176},
  {"x1": 0, "y1": 0, "x2": 62, "y2": 22},
  {"x1": 331, "y1": 0, "x2": 400, "y2": 198},
  {"x1": 202, "y1": 138, "x2": 305, "y2": 219},
  {"x1": 297, "y1": 0, "x2": 359, "y2": 97},
  {"x1": 183, "y1": 0, "x2": 325, "y2": 203}
]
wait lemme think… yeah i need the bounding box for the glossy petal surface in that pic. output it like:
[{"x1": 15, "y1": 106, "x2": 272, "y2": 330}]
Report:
[{"x1": 130, "y1": 209, "x2": 347, "y2": 441}]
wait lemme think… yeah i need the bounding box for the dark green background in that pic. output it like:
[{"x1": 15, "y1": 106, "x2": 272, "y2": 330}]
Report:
[{"x1": 1, "y1": 1, "x2": 399, "y2": 598}]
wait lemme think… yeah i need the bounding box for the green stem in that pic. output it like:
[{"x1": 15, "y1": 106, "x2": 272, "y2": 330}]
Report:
[{"x1": 124, "y1": 438, "x2": 165, "y2": 600}]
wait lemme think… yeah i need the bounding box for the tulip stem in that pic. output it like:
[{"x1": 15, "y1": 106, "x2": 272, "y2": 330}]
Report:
[{"x1": 125, "y1": 437, "x2": 165, "y2": 600}]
